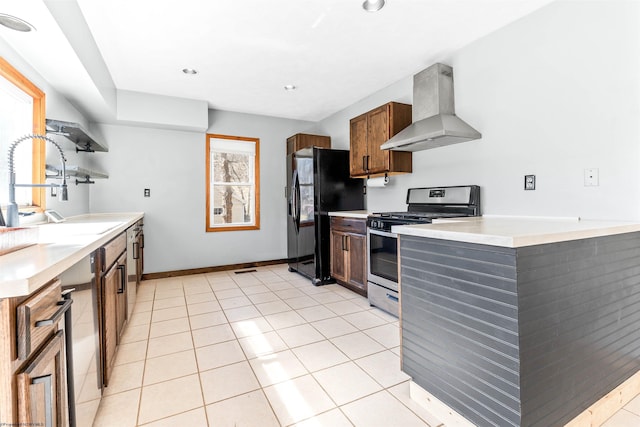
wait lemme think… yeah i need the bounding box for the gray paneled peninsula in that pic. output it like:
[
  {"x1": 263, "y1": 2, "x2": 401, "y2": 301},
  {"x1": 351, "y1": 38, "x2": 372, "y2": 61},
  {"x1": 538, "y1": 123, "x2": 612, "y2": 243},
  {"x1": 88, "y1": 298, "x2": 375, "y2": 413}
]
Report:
[{"x1": 394, "y1": 217, "x2": 640, "y2": 427}]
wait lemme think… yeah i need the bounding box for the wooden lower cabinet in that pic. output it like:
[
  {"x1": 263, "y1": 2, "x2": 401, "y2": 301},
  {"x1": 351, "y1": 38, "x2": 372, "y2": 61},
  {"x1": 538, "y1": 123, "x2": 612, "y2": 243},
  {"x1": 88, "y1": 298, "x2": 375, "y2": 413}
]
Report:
[
  {"x1": 0, "y1": 279, "x2": 70, "y2": 426},
  {"x1": 330, "y1": 217, "x2": 367, "y2": 296},
  {"x1": 16, "y1": 330, "x2": 68, "y2": 427},
  {"x1": 100, "y1": 235, "x2": 127, "y2": 387}
]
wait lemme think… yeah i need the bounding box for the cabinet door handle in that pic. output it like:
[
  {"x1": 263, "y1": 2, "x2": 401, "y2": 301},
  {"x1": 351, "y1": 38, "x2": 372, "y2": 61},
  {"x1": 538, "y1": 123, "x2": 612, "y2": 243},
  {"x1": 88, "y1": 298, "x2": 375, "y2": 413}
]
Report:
[
  {"x1": 362, "y1": 155, "x2": 367, "y2": 172},
  {"x1": 35, "y1": 299, "x2": 73, "y2": 327},
  {"x1": 141, "y1": 234, "x2": 145, "y2": 249},
  {"x1": 100, "y1": 247, "x2": 106, "y2": 272},
  {"x1": 133, "y1": 242, "x2": 140, "y2": 260},
  {"x1": 117, "y1": 264, "x2": 126, "y2": 294},
  {"x1": 343, "y1": 235, "x2": 349, "y2": 252}
]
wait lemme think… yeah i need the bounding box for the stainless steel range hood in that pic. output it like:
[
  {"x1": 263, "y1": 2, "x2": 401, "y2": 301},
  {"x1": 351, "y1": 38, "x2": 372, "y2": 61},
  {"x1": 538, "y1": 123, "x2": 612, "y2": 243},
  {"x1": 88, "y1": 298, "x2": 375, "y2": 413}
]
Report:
[{"x1": 381, "y1": 63, "x2": 481, "y2": 151}]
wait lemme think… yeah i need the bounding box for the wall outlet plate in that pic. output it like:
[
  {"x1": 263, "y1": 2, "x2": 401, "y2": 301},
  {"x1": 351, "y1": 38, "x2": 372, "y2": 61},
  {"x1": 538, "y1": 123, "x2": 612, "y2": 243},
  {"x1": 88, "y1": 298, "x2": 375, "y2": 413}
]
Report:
[
  {"x1": 584, "y1": 168, "x2": 599, "y2": 186},
  {"x1": 524, "y1": 175, "x2": 536, "y2": 190}
]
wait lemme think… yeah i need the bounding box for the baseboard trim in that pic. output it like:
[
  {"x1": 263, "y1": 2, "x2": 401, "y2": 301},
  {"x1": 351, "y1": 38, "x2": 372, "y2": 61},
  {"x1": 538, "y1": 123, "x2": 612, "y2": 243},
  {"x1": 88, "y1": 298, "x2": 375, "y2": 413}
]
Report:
[{"x1": 141, "y1": 259, "x2": 288, "y2": 281}]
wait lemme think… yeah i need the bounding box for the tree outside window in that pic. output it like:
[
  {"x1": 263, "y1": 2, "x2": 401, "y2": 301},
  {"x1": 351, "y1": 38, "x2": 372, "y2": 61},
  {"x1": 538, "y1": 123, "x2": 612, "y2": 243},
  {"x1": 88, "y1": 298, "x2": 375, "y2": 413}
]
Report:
[{"x1": 206, "y1": 134, "x2": 260, "y2": 232}]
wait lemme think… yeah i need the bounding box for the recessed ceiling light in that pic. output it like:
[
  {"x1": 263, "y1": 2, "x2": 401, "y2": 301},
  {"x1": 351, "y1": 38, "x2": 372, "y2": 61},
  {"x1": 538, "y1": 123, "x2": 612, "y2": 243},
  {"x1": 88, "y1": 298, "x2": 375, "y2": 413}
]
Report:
[
  {"x1": 284, "y1": 84, "x2": 297, "y2": 91},
  {"x1": 182, "y1": 68, "x2": 198, "y2": 75},
  {"x1": 362, "y1": 0, "x2": 385, "y2": 12},
  {"x1": 0, "y1": 13, "x2": 36, "y2": 32}
]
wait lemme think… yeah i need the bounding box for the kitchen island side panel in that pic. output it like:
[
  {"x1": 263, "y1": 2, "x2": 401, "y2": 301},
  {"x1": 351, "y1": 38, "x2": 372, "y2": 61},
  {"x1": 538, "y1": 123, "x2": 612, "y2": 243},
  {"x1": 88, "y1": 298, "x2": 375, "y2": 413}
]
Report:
[
  {"x1": 517, "y1": 232, "x2": 640, "y2": 427},
  {"x1": 400, "y1": 236, "x2": 521, "y2": 427}
]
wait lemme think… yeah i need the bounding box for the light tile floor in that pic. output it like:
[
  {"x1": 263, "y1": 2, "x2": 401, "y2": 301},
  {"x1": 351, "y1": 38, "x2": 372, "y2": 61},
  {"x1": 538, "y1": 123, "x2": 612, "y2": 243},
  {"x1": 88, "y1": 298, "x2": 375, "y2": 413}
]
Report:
[{"x1": 92, "y1": 264, "x2": 640, "y2": 427}]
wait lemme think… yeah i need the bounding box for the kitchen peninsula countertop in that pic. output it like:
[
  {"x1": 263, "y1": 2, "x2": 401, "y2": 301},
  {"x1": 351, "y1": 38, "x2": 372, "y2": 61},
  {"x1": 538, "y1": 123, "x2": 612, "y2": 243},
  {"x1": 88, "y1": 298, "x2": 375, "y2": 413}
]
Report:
[
  {"x1": 328, "y1": 210, "x2": 371, "y2": 219},
  {"x1": 393, "y1": 216, "x2": 640, "y2": 247},
  {"x1": 0, "y1": 212, "x2": 143, "y2": 298}
]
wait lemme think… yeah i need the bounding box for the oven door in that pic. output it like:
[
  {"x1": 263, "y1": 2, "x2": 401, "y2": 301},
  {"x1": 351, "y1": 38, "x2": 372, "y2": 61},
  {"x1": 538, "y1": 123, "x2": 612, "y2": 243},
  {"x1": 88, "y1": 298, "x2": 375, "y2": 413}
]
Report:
[{"x1": 367, "y1": 228, "x2": 399, "y2": 291}]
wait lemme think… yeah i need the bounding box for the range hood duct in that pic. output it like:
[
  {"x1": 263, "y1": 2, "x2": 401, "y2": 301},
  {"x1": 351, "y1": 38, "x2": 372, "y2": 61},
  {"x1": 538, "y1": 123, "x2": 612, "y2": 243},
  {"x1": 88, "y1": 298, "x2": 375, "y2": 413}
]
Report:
[{"x1": 381, "y1": 63, "x2": 481, "y2": 151}]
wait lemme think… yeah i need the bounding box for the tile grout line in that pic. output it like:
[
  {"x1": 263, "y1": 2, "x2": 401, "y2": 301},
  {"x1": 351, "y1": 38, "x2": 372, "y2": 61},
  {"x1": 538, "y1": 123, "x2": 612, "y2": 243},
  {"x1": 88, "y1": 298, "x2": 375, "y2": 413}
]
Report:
[{"x1": 99, "y1": 266, "x2": 417, "y2": 426}]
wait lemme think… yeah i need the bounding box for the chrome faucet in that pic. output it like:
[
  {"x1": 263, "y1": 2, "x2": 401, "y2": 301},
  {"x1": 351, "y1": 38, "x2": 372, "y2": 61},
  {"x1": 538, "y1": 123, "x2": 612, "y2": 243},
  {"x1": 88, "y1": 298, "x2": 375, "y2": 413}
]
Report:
[{"x1": 6, "y1": 134, "x2": 68, "y2": 227}]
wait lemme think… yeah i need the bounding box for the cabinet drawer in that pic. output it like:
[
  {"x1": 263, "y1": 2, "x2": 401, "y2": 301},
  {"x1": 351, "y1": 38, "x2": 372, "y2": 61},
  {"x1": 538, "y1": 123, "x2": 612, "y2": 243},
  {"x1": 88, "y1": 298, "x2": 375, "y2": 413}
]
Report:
[
  {"x1": 331, "y1": 217, "x2": 366, "y2": 234},
  {"x1": 17, "y1": 279, "x2": 65, "y2": 360},
  {"x1": 102, "y1": 233, "x2": 126, "y2": 271}
]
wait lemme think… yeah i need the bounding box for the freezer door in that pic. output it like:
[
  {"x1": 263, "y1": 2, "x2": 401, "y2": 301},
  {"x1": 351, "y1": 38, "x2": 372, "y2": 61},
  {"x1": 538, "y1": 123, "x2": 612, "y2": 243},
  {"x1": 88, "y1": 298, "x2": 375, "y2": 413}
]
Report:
[
  {"x1": 286, "y1": 154, "x2": 298, "y2": 271},
  {"x1": 296, "y1": 152, "x2": 316, "y2": 279}
]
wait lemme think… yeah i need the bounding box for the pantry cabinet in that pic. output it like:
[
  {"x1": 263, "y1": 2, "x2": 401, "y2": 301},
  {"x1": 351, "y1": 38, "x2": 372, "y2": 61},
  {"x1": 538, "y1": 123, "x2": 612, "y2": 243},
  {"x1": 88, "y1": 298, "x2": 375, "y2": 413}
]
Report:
[
  {"x1": 330, "y1": 217, "x2": 367, "y2": 296},
  {"x1": 349, "y1": 102, "x2": 413, "y2": 177}
]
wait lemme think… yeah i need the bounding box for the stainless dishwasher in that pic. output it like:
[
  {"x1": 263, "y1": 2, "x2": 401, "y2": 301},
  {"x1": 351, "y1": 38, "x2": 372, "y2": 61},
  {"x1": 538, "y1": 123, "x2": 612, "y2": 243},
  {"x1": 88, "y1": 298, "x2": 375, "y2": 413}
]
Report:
[{"x1": 59, "y1": 252, "x2": 102, "y2": 427}]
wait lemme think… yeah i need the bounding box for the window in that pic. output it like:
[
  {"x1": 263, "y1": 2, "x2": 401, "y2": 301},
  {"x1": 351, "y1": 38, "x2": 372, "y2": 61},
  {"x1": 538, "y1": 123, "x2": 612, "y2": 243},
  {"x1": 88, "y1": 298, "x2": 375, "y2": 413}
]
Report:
[
  {"x1": 206, "y1": 134, "x2": 260, "y2": 232},
  {"x1": 0, "y1": 57, "x2": 46, "y2": 210}
]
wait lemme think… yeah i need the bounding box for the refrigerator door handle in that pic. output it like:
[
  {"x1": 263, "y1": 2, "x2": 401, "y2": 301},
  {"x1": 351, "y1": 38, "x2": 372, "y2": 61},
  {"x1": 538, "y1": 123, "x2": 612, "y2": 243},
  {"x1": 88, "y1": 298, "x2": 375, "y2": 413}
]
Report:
[
  {"x1": 292, "y1": 170, "x2": 300, "y2": 231},
  {"x1": 295, "y1": 173, "x2": 301, "y2": 231}
]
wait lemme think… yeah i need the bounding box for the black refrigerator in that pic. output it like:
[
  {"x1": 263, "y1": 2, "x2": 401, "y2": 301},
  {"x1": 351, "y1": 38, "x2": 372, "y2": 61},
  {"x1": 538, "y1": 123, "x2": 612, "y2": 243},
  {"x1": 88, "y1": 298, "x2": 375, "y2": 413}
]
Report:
[{"x1": 287, "y1": 147, "x2": 365, "y2": 285}]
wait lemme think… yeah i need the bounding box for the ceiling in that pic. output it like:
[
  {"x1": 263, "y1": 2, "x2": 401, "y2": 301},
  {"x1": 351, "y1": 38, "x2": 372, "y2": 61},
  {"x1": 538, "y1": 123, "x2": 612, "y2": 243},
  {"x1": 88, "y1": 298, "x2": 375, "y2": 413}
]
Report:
[{"x1": 0, "y1": 0, "x2": 554, "y2": 124}]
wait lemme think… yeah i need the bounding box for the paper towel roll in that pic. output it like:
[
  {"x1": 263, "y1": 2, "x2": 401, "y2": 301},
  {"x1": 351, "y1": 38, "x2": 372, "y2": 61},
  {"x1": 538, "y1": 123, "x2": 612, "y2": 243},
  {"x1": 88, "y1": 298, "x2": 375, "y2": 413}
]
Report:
[{"x1": 367, "y1": 176, "x2": 389, "y2": 187}]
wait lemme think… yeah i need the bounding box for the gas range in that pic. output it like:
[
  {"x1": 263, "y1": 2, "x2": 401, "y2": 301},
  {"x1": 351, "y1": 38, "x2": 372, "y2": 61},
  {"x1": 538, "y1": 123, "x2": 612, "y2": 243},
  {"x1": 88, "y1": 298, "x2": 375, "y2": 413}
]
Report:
[
  {"x1": 367, "y1": 185, "x2": 481, "y2": 232},
  {"x1": 366, "y1": 185, "x2": 480, "y2": 318}
]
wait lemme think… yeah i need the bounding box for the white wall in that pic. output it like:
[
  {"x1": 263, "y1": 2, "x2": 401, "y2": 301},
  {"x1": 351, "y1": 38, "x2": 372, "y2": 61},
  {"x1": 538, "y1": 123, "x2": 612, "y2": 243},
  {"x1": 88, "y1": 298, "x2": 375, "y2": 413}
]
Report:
[
  {"x1": 90, "y1": 111, "x2": 314, "y2": 274},
  {"x1": 318, "y1": 0, "x2": 640, "y2": 220}
]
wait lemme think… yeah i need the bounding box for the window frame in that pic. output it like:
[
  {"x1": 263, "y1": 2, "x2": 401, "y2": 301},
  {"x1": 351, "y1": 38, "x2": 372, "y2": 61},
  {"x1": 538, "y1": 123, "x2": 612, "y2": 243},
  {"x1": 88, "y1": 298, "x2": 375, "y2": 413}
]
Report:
[
  {"x1": 0, "y1": 57, "x2": 46, "y2": 210},
  {"x1": 205, "y1": 133, "x2": 260, "y2": 232}
]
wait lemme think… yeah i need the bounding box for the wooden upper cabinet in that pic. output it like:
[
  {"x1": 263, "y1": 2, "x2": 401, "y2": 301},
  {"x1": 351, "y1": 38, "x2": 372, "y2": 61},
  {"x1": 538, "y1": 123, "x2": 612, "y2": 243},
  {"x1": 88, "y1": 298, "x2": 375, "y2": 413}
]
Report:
[
  {"x1": 286, "y1": 133, "x2": 331, "y2": 156},
  {"x1": 349, "y1": 114, "x2": 368, "y2": 176},
  {"x1": 349, "y1": 102, "x2": 413, "y2": 178}
]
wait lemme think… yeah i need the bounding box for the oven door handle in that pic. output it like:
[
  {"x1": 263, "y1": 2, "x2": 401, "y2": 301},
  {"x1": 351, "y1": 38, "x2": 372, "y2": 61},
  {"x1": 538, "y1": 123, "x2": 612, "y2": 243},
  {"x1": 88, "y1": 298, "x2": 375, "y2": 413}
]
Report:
[{"x1": 367, "y1": 229, "x2": 397, "y2": 239}]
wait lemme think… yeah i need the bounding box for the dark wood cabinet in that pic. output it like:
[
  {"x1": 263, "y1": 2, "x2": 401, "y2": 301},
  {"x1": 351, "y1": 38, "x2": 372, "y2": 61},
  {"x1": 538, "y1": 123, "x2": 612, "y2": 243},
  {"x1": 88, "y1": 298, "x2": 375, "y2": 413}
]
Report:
[
  {"x1": 99, "y1": 233, "x2": 127, "y2": 387},
  {"x1": 349, "y1": 102, "x2": 413, "y2": 177},
  {"x1": 330, "y1": 217, "x2": 367, "y2": 296},
  {"x1": 286, "y1": 133, "x2": 331, "y2": 155},
  {"x1": 16, "y1": 330, "x2": 68, "y2": 427},
  {"x1": 0, "y1": 279, "x2": 71, "y2": 427}
]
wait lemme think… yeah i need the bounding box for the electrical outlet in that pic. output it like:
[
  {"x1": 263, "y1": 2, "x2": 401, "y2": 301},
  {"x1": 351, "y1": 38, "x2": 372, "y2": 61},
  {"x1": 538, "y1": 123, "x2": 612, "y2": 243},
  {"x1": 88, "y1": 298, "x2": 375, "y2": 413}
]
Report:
[
  {"x1": 584, "y1": 168, "x2": 599, "y2": 186},
  {"x1": 144, "y1": 188, "x2": 151, "y2": 197},
  {"x1": 524, "y1": 175, "x2": 536, "y2": 190}
]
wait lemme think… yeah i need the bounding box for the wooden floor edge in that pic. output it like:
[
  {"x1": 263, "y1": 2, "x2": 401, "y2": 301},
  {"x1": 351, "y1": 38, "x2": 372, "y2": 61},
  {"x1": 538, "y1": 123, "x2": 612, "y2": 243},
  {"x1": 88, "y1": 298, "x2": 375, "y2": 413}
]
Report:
[
  {"x1": 565, "y1": 369, "x2": 640, "y2": 427},
  {"x1": 409, "y1": 370, "x2": 640, "y2": 427},
  {"x1": 141, "y1": 258, "x2": 288, "y2": 280}
]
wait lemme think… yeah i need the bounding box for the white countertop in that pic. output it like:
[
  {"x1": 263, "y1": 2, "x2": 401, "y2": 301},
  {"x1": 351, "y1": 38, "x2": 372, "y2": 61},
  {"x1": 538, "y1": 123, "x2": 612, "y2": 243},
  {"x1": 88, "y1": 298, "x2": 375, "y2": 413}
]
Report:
[
  {"x1": 393, "y1": 216, "x2": 640, "y2": 248},
  {"x1": 0, "y1": 212, "x2": 143, "y2": 298},
  {"x1": 328, "y1": 210, "x2": 371, "y2": 219}
]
